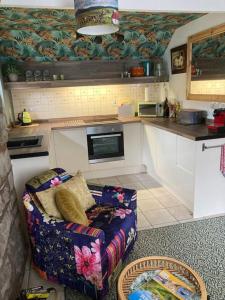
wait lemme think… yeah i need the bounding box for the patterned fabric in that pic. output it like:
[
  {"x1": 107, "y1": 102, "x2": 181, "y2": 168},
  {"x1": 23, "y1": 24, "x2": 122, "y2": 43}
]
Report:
[
  {"x1": 25, "y1": 167, "x2": 71, "y2": 193},
  {"x1": 23, "y1": 172, "x2": 137, "y2": 299},
  {"x1": 0, "y1": 7, "x2": 204, "y2": 62}
]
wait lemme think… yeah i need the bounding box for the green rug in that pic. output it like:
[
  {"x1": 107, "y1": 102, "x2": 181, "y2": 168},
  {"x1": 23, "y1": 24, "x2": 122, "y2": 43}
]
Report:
[{"x1": 65, "y1": 216, "x2": 225, "y2": 300}]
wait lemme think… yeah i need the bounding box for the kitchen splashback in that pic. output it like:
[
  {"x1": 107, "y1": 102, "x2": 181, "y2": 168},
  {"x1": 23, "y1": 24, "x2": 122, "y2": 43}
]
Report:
[{"x1": 11, "y1": 83, "x2": 167, "y2": 120}]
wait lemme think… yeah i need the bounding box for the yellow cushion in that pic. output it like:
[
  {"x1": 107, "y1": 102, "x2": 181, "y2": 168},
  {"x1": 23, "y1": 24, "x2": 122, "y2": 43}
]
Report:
[
  {"x1": 36, "y1": 171, "x2": 95, "y2": 219},
  {"x1": 55, "y1": 189, "x2": 89, "y2": 225}
]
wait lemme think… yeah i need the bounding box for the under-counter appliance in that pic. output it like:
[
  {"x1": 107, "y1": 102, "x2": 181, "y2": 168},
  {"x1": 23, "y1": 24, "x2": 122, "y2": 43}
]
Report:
[
  {"x1": 177, "y1": 109, "x2": 206, "y2": 125},
  {"x1": 86, "y1": 124, "x2": 124, "y2": 164}
]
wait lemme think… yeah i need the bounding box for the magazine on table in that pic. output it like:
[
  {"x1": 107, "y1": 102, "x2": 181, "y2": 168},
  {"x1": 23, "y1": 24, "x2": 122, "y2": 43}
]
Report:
[{"x1": 128, "y1": 269, "x2": 196, "y2": 300}]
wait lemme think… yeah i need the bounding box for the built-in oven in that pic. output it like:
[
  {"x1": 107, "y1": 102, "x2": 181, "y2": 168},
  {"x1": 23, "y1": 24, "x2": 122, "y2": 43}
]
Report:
[{"x1": 86, "y1": 124, "x2": 124, "y2": 164}]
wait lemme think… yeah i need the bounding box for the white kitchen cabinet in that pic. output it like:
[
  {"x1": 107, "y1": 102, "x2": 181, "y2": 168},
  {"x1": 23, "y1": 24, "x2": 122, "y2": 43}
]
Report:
[
  {"x1": 143, "y1": 124, "x2": 195, "y2": 211},
  {"x1": 12, "y1": 155, "x2": 50, "y2": 199},
  {"x1": 143, "y1": 123, "x2": 225, "y2": 218},
  {"x1": 52, "y1": 127, "x2": 89, "y2": 174},
  {"x1": 123, "y1": 123, "x2": 142, "y2": 166},
  {"x1": 194, "y1": 138, "x2": 225, "y2": 218},
  {"x1": 52, "y1": 123, "x2": 144, "y2": 178}
]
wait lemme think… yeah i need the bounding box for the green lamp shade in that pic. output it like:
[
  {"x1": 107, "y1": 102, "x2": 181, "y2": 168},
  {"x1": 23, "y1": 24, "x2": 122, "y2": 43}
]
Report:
[{"x1": 75, "y1": 0, "x2": 119, "y2": 35}]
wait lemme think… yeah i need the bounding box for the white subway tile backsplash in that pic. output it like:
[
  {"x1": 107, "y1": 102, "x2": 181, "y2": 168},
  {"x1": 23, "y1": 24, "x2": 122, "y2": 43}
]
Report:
[{"x1": 12, "y1": 83, "x2": 167, "y2": 120}]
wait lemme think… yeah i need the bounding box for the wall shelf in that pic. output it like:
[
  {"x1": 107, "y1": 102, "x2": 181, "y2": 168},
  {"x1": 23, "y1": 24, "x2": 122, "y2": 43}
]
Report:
[{"x1": 4, "y1": 76, "x2": 168, "y2": 90}]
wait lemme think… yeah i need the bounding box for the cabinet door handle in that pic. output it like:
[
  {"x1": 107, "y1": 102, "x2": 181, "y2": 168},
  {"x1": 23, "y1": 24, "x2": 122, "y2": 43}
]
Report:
[{"x1": 91, "y1": 134, "x2": 122, "y2": 139}]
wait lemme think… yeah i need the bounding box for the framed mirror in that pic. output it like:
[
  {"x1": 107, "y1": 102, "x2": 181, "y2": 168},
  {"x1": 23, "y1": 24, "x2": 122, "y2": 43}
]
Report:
[{"x1": 187, "y1": 23, "x2": 225, "y2": 102}]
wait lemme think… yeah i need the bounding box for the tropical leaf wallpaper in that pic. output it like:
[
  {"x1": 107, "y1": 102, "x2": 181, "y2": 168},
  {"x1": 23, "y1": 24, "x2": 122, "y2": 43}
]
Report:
[
  {"x1": 192, "y1": 32, "x2": 225, "y2": 59},
  {"x1": 0, "y1": 7, "x2": 204, "y2": 62}
]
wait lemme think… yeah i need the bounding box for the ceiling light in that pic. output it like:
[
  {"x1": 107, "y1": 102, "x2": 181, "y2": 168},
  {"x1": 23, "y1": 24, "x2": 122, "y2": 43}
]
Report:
[{"x1": 74, "y1": 0, "x2": 119, "y2": 35}]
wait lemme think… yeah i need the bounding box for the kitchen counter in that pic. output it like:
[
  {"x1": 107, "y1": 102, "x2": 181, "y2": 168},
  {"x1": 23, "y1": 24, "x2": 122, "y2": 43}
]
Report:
[
  {"x1": 142, "y1": 117, "x2": 225, "y2": 141},
  {"x1": 8, "y1": 115, "x2": 225, "y2": 158},
  {"x1": 8, "y1": 116, "x2": 141, "y2": 158}
]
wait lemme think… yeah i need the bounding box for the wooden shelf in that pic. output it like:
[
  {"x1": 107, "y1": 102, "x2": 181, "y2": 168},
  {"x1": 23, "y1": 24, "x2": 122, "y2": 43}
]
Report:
[
  {"x1": 192, "y1": 74, "x2": 225, "y2": 81},
  {"x1": 4, "y1": 76, "x2": 168, "y2": 90}
]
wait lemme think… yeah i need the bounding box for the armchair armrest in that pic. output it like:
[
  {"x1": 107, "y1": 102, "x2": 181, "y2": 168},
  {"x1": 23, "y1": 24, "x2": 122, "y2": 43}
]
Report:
[
  {"x1": 88, "y1": 184, "x2": 137, "y2": 211},
  {"x1": 49, "y1": 220, "x2": 105, "y2": 243},
  {"x1": 23, "y1": 191, "x2": 105, "y2": 247},
  {"x1": 31, "y1": 213, "x2": 105, "y2": 247}
]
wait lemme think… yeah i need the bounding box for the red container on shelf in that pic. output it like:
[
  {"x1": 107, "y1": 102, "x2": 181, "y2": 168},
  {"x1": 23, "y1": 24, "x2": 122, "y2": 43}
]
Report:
[{"x1": 130, "y1": 67, "x2": 145, "y2": 77}]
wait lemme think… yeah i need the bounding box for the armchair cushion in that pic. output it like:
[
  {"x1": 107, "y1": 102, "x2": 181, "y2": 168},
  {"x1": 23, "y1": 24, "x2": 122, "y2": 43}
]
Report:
[
  {"x1": 89, "y1": 184, "x2": 137, "y2": 211},
  {"x1": 26, "y1": 167, "x2": 70, "y2": 193},
  {"x1": 55, "y1": 189, "x2": 89, "y2": 226},
  {"x1": 36, "y1": 171, "x2": 96, "y2": 218},
  {"x1": 87, "y1": 204, "x2": 136, "y2": 246}
]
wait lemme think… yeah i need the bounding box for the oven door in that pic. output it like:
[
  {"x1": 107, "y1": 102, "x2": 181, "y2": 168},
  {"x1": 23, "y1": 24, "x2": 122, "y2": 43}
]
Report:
[{"x1": 87, "y1": 126, "x2": 124, "y2": 164}]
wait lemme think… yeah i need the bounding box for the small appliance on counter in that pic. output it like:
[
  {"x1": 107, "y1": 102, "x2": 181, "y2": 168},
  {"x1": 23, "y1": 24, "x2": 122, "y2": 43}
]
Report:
[
  {"x1": 208, "y1": 109, "x2": 225, "y2": 133},
  {"x1": 177, "y1": 109, "x2": 206, "y2": 125},
  {"x1": 138, "y1": 102, "x2": 164, "y2": 117},
  {"x1": 118, "y1": 103, "x2": 134, "y2": 117},
  {"x1": 18, "y1": 109, "x2": 32, "y2": 126}
]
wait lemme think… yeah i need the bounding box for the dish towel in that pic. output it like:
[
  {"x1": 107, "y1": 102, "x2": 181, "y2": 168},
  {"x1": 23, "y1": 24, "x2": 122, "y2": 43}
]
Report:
[{"x1": 220, "y1": 145, "x2": 225, "y2": 177}]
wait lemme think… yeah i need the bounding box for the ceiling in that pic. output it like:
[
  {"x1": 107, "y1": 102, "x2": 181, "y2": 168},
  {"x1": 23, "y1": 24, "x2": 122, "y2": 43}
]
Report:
[{"x1": 0, "y1": 8, "x2": 205, "y2": 62}]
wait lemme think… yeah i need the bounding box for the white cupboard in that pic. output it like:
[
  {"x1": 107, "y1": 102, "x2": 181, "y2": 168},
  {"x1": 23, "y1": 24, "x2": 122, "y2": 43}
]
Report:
[
  {"x1": 52, "y1": 123, "x2": 144, "y2": 178},
  {"x1": 143, "y1": 124, "x2": 195, "y2": 211},
  {"x1": 52, "y1": 127, "x2": 89, "y2": 174},
  {"x1": 143, "y1": 124, "x2": 225, "y2": 218},
  {"x1": 194, "y1": 138, "x2": 225, "y2": 218},
  {"x1": 12, "y1": 155, "x2": 50, "y2": 199}
]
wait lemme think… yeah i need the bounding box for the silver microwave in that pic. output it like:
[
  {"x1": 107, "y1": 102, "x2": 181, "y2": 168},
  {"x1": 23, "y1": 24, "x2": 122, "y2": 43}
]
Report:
[{"x1": 138, "y1": 102, "x2": 157, "y2": 117}]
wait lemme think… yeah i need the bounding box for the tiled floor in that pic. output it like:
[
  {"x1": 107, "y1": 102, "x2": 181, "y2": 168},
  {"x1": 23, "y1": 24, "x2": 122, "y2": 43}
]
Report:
[
  {"x1": 22, "y1": 172, "x2": 193, "y2": 298},
  {"x1": 87, "y1": 172, "x2": 193, "y2": 230},
  {"x1": 21, "y1": 255, "x2": 65, "y2": 300}
]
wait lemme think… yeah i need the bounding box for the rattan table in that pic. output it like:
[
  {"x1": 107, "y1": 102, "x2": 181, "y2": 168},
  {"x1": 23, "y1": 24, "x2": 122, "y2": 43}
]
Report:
[{"x1": 118, "y1": 256, "x2": 207, "y2": 300}]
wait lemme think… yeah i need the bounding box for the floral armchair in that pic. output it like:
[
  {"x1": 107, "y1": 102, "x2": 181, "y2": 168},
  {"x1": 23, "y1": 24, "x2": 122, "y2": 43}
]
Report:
[{"x1": 23, "y1": 168, "x2": 137, "y2": 299}]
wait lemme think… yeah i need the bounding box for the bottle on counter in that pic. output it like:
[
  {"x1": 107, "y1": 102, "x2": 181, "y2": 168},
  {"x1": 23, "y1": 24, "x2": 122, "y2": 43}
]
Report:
[{"x1": 163, "y1": 98, "x2": 170, "y2": 118}]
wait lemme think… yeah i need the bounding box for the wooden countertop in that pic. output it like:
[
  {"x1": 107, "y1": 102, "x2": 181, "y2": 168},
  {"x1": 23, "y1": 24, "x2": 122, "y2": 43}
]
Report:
[
  {"x1": 142, "y1": 118, "x2": 225, "y2": 141},
  {"x1": 8, "y1": 115, "x2": 225, "y2": 158},
  {"x1": 8, "y1": 116, "x2": 141, "y2": 158}
]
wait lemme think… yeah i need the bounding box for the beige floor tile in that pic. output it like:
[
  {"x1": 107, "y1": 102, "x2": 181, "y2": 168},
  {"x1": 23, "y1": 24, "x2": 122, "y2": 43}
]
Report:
[
  {"x1": 99, "y1": 176, "x2": 120, "y2": 186},
  {"x1": 143, "y1": 208, "x2": 176, "y2": 226},
  {"x1": 167, "y1": 205, "x2": 193, "y2": 221},
  {"x1": 138, "y1": 198, "x2": 164, "y2": 211},
  {"x1": 87, "y1": 178, "x2": 101, "y2": 185},
  {"x1": 117, "y1": 174, "x2": 138, "y2": 184},
  {"x1": 137, "y1": 189, "x2": 155, "y2": 200},
  {"x1": 150, "y1": 187, "x2": 171, "y2": 197},
  {"x1": 141, "y1": 180, "x2": 161, "y2": 189},
  {"x1": 156, "y1": 194, "x2": 183, "y2": 208},
  {"x1": 153, "y1": 221, "x2": 179, "y2": 228},
  {"x1": 137, "y1": 210, "x2": 152, "y2": 230},
  {"x1": 120, "y1": 182, "x2": 145, "y2": 190},
  {"x1": 135, "y1": 173, "x2": 154, "y2": 182}
]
